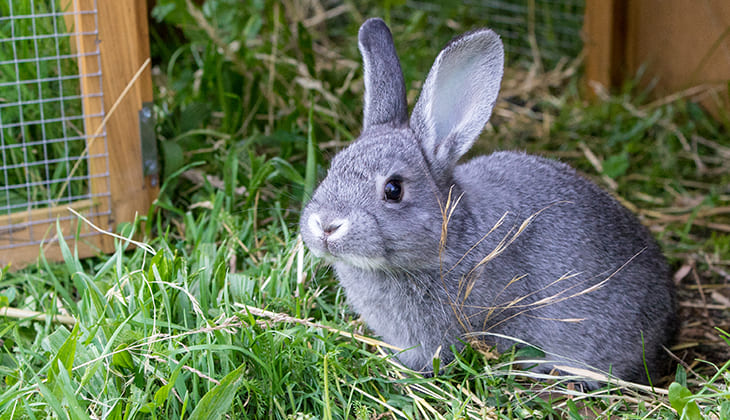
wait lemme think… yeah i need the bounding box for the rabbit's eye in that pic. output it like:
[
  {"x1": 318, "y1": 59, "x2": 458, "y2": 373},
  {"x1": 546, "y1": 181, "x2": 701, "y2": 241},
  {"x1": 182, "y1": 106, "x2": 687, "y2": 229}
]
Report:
[{"x1": 384, "y1": 179, "x2": 403, "y2": 202}]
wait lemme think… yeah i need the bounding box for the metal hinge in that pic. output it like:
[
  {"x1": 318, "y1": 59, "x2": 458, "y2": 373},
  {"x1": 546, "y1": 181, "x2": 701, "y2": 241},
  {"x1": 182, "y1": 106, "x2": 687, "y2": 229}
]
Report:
[{"x1": 138, "y1": 102, "x2": 159, "y2": 186}]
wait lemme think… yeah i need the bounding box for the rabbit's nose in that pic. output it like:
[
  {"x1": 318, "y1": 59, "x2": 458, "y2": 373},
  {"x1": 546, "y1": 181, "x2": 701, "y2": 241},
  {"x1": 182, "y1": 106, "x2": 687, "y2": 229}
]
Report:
[
  {"x1": 323, "y1": 220, "x2": 342, "y2": 235},
  {"x1": 323, "y1": 219, "x2": 349, "y2": 241},
  {"x1": 308, "y1": 214, "x2": 349, "y2": 241}
]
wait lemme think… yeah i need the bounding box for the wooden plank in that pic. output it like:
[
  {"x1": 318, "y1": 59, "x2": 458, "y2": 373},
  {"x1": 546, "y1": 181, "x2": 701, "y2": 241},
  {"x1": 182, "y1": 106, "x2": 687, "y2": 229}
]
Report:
[
  {"x1": 97, "y1": 0, "x2": 158, "y2": 229},
  {"x1": 625, "y1": 0, "x2": 730, "y2": 113},
  {"x1": 0, "y1": 218, "x2": 114, "y2": 269},
  {"x1": 0, "y1": 200, "x2": 95, "y2": 229}
]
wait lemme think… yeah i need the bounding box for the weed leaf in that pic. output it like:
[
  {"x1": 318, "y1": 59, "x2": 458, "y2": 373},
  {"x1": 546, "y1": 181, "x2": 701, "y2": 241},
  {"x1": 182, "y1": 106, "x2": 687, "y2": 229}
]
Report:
[{"x1": 668, "y1": 382, "x2": 701, "y2": 420}]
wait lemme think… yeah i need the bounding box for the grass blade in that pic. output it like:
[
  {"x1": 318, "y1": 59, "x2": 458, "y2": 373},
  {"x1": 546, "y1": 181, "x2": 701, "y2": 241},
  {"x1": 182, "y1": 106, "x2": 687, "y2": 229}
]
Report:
[{"x1": 188, "y1": 364, "x2": 246, "y2": 420}]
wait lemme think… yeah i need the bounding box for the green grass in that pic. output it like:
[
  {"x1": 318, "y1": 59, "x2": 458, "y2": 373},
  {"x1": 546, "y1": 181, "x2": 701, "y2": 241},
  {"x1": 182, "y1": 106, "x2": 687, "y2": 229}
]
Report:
[{"x1": 1, "y1": 0, "x2": 730, "y2": 418}]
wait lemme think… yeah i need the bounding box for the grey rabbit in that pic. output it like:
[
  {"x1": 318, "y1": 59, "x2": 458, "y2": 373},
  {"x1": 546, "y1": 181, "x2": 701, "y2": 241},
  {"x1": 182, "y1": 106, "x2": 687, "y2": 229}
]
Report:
[{"x1": 300, "y1": 18, "x2": 676, "y2": 385}]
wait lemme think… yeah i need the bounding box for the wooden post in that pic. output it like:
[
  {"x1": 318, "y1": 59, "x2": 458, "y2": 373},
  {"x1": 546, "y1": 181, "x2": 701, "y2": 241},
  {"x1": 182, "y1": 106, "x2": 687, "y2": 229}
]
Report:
[
  {"x1": 96, "y1": 0, "x2": 158, "y2": 230},
  {"x1": 70, "y1": 0, "x2": 113, "y2": 254},
  {"x1": 583, "y1": 0, "x2": 627, "y2": 95}
]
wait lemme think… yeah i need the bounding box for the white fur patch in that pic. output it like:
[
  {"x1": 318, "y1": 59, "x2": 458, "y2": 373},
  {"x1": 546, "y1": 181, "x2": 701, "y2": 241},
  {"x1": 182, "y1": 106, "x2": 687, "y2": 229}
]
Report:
[
  {"x1": 308, "y1": 213, "x2": 324, "y2": 237},
  {"x1": 340, "y1": 255, "x2": 387, "y2": 271}
]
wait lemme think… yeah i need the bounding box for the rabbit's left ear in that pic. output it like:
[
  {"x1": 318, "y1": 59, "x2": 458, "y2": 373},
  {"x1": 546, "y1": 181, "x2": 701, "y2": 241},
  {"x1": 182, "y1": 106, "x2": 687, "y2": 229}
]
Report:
[
  {"x1": 411, "y1": 29, "x2": 504, "y2": 174},
  {"x1": 358, "y1": 18, "x2": 409, "y2": 129}
]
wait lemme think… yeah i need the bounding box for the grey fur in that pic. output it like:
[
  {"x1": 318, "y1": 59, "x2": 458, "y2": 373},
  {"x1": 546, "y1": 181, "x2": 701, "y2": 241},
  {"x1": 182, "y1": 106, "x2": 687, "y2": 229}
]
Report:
[{"x1": 300, "y1": 18, "x2": 676, "y2": 385}]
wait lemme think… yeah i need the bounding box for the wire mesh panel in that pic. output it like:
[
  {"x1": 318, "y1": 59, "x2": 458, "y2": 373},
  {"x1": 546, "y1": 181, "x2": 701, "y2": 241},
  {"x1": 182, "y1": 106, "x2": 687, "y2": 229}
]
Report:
[
  {"x1": 404, "y1": 0, "x2": 585, "y2": 67},
  {"x1": 0, "y1": 0, "x2": 112, "y2": 256},
  {"x1": 476, "y1": 0, "x2": 585, "y2": 65}
]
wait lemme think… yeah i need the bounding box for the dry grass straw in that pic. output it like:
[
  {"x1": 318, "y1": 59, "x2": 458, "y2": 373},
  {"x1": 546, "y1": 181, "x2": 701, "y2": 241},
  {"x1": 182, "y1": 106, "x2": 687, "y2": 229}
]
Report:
[
  {"x1": 0, "y1": 306, "x2": 75, "y2": 326},
  {"x1": 233, "y1": 302, "x2": 403, "y2": 352},
  {"x1": 436, "y1": 190, "x2": 645, "y2": 342},
  {"x1": 66, "y1": 207, "x2": 156, "y2": 254}
]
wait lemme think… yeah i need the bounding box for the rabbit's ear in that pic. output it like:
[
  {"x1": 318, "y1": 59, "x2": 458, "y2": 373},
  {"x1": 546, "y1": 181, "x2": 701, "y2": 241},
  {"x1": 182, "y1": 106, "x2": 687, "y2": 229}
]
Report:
[
  {"x1": 358, "y1": 18, "x2": 408, "y2": 129},
  {"x1": 411, "y1": 29, "x2": 504, "y2": 173}
]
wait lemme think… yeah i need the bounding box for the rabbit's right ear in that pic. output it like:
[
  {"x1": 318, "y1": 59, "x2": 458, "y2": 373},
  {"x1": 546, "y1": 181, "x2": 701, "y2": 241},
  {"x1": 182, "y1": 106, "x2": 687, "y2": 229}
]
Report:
[
  {"x1": 411, "y1": 29, "x2": 504, "y2": 176},
  {"x1": 358, "y1": 18, "x2": 409, "y2": 129}
]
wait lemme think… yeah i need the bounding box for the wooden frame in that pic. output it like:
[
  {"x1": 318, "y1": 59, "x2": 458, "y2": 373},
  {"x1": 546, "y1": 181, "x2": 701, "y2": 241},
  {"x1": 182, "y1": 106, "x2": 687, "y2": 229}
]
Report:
[{"x1": 0, "y1": 0, "x2": 157, "y2": 269}]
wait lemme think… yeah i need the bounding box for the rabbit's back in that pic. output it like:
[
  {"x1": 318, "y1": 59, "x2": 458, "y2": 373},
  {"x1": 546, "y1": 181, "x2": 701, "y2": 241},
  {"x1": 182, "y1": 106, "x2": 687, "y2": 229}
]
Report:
[
  {"x1": 454, "y1": 151, "x2": 675, "y2": 381},
  {"x1": 456, "y1": 151, "x2": 665, "y2": 277}
]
